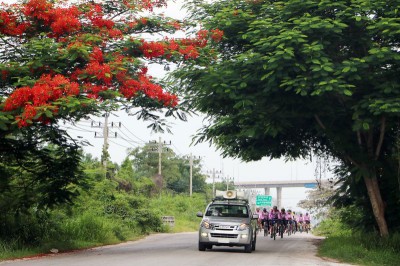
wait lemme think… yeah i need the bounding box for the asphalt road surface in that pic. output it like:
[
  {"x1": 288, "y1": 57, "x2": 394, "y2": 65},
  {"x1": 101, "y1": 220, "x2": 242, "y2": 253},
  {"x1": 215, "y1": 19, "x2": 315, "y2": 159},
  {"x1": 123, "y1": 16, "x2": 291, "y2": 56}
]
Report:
[{"x1": 1, "y1": 232, "x2": 355, "y2": 266}]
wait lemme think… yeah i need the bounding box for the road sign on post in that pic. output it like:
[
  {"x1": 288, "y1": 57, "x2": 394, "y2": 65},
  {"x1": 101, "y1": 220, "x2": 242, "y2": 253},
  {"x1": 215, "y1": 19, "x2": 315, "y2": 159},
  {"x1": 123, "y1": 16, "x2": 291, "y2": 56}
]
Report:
[{"x1": 256, "y1": 195, "x2": 272, "y2": 207}]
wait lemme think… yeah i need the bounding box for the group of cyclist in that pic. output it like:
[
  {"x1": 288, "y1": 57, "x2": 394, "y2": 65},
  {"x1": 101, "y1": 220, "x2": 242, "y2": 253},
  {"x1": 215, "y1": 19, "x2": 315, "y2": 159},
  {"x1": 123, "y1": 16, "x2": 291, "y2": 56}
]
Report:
[{"x1": 255, "y1": 206, "x2": 311, "y2": 238}]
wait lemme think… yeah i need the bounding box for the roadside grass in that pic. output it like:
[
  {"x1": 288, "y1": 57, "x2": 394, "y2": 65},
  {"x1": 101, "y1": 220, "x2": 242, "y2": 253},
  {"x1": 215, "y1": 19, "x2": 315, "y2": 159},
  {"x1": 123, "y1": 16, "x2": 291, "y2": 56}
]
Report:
[
  {"x1": 0, "y1": 192, "x2": 207, "y2": 261},
  {"x1": 315, "y1": 219, "x2": 400, "y2": 265},
  {"x1": 318, "y1": 234, "x2": 400, "y2": 266}
]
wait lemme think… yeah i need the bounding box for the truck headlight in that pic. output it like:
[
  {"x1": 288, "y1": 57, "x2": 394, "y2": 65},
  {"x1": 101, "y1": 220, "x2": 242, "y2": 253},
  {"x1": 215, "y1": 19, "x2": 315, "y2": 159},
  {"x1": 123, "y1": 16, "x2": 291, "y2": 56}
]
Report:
[
  {"x1": 201, "y1": 221, "x2": 211, "y2": 229},
  {"x1": 238, "y1": 223, "x2": 249, "y2": 231}
]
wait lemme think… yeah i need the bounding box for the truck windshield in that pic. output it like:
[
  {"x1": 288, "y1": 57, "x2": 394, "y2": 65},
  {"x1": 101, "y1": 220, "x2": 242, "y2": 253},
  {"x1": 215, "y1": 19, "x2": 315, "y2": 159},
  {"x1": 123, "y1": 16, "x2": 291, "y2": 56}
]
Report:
[{"x1": 205, "y1": 204, "x2": 248, "y2": 218}]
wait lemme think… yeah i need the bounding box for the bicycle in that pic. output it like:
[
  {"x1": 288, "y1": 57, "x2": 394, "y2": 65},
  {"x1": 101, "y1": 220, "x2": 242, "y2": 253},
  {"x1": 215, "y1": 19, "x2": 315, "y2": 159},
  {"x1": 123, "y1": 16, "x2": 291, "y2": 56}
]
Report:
[
  {"x1": 279, "y1": 221, "x2": 285, "y2": 239},
  {"x1": 263, "y1": 219, "x2": 269, "y2": 236},
  {"x1": 270, "y1": 220, "x2": 278, "y2": 240},
  {"x1": 305, "y1": 221, "x2": 311, "y2": 233},
  {"x1": 298, "y1": 222, "x2": 303, "y2": 233},
  {"x1": 287, "y1": 221, "x2": 292, "y2": 236}
]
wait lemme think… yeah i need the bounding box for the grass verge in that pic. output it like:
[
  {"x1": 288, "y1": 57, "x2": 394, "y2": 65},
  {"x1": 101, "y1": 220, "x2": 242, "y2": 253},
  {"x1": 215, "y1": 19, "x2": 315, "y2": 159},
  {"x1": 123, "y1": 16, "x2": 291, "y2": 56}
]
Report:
[{"x1": 318, "y1": 234, "x2": 400, "y2": 266}]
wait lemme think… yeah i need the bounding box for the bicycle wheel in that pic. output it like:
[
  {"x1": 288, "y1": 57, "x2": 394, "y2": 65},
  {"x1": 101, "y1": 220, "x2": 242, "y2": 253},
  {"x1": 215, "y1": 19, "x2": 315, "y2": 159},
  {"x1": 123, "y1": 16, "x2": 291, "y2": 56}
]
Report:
[{"x1": 264, "y1": 222, "x2": 268, "y2": 236}]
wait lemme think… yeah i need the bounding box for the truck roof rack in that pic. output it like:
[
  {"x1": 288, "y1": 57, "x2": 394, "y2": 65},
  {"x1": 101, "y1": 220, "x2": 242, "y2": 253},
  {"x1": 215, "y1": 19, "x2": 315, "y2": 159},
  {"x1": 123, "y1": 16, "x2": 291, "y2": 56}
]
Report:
[{"x1": 213, "y1": 190, "x2": 248, "y2": 203}]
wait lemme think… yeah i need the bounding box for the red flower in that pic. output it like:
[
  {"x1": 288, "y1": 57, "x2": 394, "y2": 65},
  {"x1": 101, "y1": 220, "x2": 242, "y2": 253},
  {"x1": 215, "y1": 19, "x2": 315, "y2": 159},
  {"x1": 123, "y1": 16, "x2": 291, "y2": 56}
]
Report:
[
  {"x1": 211, "y1": 29, "x2": 224, "y2": 42},
  {"x1": 179, "y1": 45, "x2": 199, "y2": 60},
  {"x1": 140, "y1": 41, "x2": 166, "y2": 59},
  {"x1": 0, "y1": 11, "x2": 30, "y2": 36},
  {"x1": 23, "y1": 0, "x2": 53, "y2": 22},
  {"x1": 197, "y1": 29, "x2": 209, "y2": 39},
  {"x1": 84, "y1": 61, "x2": 113, "y2": 85},
  {"x1": 50, "y1": 7, "x2": 81, "y2": 36},
  {"x1": 90, "y1": 47, "x2": 104, "y2": 63}
]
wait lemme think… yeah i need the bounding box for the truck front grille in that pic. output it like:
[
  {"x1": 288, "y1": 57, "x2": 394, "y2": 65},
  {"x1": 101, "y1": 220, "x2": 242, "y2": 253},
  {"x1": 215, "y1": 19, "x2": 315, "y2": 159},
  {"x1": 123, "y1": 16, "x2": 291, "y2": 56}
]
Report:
[{"x1": 210, "y1": 233, "x2": 238, "y2": 238}]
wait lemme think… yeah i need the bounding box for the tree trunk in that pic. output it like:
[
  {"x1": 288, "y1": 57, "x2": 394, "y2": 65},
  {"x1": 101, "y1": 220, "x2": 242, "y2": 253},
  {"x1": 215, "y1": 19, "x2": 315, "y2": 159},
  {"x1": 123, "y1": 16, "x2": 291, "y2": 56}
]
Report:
[{"x1": 363, "y1": 174, "x2": 389, "y2": 237}]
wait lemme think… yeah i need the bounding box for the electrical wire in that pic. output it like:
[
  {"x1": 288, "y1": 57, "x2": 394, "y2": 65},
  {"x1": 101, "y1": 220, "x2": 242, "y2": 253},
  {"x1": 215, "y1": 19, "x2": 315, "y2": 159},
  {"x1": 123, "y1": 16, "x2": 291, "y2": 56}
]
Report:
[{"x1": 121, "y1": 124, "x2": 146, "y2": 143}]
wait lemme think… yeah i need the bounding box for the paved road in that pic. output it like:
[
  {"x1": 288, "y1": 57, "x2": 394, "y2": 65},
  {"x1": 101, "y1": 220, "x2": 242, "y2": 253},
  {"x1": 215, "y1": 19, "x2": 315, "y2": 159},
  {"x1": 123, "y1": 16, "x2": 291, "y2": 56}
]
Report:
[{"x1": 1, "y1": 232, "x2": 355, "y2": 266}]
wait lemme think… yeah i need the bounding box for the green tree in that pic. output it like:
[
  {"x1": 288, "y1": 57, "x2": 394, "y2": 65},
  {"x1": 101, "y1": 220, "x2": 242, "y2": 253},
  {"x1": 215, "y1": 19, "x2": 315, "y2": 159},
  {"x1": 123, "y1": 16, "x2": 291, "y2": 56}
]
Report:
[
  {"x1": 129, "y1": 144, "x2": 207, "y2": 194},
  {"x1": 173, "y1": 0, "x2": 400, "y2": 236}
]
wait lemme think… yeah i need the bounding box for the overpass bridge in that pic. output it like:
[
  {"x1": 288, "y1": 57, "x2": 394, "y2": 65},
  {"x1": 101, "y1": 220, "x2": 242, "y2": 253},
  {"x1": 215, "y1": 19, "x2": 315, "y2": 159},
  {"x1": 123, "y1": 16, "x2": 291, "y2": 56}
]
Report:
[{"x1": 234, "y1": 179, "x2": 326, "y2": 208}]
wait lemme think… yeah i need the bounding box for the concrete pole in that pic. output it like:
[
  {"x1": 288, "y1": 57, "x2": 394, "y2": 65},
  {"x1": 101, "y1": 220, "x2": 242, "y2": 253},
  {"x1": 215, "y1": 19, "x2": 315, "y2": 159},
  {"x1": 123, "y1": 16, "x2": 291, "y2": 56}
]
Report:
[
  {"x1": 189, "y1": 153, "x2": 193, "y2": 197},
  {"x1": 276, "y1": 187, "x2": 282, "y2": 209},
  {"x1": 158, "y1": 136, "x2": 162, "y2": 176},
  {"x1": 102, "y1": 113, "x2": 109, "y2": 176},
  {"x1": 212, "y1": 168, "x2": 216, "y2": 197},
  {"x1": 264, "y1": 187, "x2": 270, "y2": 195}
]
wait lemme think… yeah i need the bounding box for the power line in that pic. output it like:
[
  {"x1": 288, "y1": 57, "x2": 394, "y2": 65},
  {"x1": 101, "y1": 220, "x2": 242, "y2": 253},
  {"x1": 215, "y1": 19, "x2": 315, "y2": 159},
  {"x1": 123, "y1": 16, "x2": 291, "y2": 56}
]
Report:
[
  {"x1": 109, "y1": 139, "x2": 131, "y2": 149},
  {"x1": 115, "y1": 127, "x2": 143, "y2": 145},
  {"x1": 172, "y1": 143, "x2": 183, "y2": 156},
  {"x1": 121, "y1": 124, "x2": 146, "y2": 143}
]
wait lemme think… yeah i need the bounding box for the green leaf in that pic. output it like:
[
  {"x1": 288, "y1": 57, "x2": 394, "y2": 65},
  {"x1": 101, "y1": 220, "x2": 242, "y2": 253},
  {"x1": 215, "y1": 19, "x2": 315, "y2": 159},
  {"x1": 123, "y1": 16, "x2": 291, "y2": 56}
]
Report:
[
  {"x1": 342, "y1": 67, "x2": 351, "y2": 73},
  {"x1": 343, "y1": 89, "x2": 352, "y2": 96},
  {"x1": 362, "y1": 122, "x2": 370, "y2": 130},
  {"x1": 0, "y1": 121, "x2": 8, "y2": 131}
]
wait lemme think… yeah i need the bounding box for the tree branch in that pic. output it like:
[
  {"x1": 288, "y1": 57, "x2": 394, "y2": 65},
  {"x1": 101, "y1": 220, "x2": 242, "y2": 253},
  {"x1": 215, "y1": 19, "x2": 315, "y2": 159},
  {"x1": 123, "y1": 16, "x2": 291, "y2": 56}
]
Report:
[
  {"x1": 314, "y1": 114, "x2": 326, "y2": 130},
  {"x1": 357, "y1": 131, "x2": 362, "y2": 146},
  {"x1": 375, "y1": 116, "x2": 386, "y2": 160}
]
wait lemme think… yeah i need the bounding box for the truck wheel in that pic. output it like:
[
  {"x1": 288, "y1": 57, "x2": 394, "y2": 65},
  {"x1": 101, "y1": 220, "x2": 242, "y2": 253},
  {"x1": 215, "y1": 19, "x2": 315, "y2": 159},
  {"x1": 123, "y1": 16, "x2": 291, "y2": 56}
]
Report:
[
  {"x1": 244, "y1": 244, "x2": 252, "y2": 253},
  {"x1": 198, "y1": 242, "x2": 206, "y2": 251}
]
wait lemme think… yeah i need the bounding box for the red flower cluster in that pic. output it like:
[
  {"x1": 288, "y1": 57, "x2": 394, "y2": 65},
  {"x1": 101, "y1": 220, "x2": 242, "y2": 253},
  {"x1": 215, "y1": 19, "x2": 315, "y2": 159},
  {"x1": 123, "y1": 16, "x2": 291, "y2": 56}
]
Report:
[
  {"x1": 139, "y1": 28, "x2": 225, "y2": 61},
  {"x1": 3, "y1": 74, "x2": 80, "y2": 112},
  {"x1": 22, "y1": 0, "x2": 82, "y2": 37},
  {"x1": 0, "y1": 11, "x2": 30, "y2": 35},
  {"x1": 82, "y1": 61, "x2": 113, "y2": 85},
  {"x1": 1, "y1": 0, "x2": 124, "y2": 38},
  {"x1": 179, "y1": 45, "x2": 200, "y2": 60},
  {"x1": 118, "y1": 67, "x2": 177, "y2": 106},
  {"x1": 167, "y1": 21, "x2": 181, "y2": 30},
  {"x1": 0, "y1": 0, "x2": 224, "y2": 129},
  {"x1": 140, "y1": 40, "x2": 166, "y2": 59},
  {"x1": 3, "y1": 74, "x2": 80, "y2": 127},
  {"x1": 87, "y1": 4, "x2": 114, "y2": 29},
  {"x1": 211, "y1": 29, "x2": 224, "y2": 42},
  {"x1": 84, "y1": 84, "x2": 108, "y2": 99}
]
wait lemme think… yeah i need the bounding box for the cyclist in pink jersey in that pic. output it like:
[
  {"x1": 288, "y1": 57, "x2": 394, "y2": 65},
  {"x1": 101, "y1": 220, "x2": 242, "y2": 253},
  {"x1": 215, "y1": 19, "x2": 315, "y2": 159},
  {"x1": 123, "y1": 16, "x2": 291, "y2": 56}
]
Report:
[
  {"x1": 286, "y1": 209, "x2": 294, "y2": 233},
  {"x1": 304, "y1": 212, "x2": 311, "y2": 232},
  {"x1": 280, "y1": 208, "x2": 288, "y2": 233},
  {"x1": 297, "y1": 213, "x2": 304, "y2": 232},
  {"x1": 258, "y1": 207, "x2": 266, "y2": 232},
  {"x1": 268, "y1": 206, "x2": 281, "y2": 236}
]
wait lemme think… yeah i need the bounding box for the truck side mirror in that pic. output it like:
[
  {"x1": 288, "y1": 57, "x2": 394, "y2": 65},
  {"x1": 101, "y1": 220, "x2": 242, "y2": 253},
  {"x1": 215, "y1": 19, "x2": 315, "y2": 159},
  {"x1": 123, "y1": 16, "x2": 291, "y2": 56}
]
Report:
[{"x1": 197, "y1": 211, "x2": 203, "y2": 217}]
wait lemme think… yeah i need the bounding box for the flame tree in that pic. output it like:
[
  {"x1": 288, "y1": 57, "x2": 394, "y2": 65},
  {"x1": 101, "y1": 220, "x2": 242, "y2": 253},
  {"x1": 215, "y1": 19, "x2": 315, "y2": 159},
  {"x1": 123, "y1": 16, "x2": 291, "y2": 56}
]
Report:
[{"x1": 0, "y1": 0, "x2": 222, "y2": 209}]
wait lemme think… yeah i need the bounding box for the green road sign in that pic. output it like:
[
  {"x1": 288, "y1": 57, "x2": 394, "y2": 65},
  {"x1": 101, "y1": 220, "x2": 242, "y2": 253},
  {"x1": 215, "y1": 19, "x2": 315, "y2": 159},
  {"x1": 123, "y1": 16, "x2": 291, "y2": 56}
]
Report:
[{"x1": 256, "y1": 195, "x2": 272, "y2": 206}]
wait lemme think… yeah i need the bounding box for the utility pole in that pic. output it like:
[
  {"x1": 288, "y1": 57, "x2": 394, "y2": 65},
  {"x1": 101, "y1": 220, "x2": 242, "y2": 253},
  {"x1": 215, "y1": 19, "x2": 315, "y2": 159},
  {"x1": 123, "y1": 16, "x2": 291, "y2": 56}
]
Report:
[
  {"x1": 186, "y1": 153, "x2": 202, "y2": 197},
  {"x1": 102, "y1": 113, "x2": 109, "y2": 169},
  {"x1": 189, "y1": 153, "x2": 193, "y2": 197},
  {"x1": 149, "y1": 137, "x2": 171, "y2": 189},
  {"x1": 92, "y1": 114, "x2": 118, "y2": 177},
  {"x1": 208, "y1": 168, "x2": 222, "y2": 198}
]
